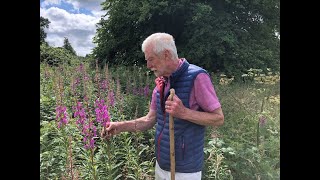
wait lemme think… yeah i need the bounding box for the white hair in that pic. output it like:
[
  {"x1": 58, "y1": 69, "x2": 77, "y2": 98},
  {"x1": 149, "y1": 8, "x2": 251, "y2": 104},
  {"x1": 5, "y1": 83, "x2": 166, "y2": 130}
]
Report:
[{"x1": 141, "y1": 32, "x2": 178, "y2": 59}]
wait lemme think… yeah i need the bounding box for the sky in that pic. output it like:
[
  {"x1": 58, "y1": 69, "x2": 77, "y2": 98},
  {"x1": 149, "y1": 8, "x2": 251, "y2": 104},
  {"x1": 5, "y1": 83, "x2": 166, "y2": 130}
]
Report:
[{"x1": 40, "y1": 0, "x2": 106, "y2": 57}]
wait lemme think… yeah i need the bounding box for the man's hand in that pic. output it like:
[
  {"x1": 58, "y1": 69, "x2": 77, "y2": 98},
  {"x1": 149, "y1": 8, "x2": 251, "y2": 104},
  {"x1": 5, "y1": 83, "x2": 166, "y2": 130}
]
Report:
[
  {"x1": 100, "y1": 122, "x2": 121, "y2": 140},
  {"x1": 165, "y1": 95, "x2": 186, "y2": 119},
  {"x1": 165, "y1": 95, "x2": 225, "y2": 126}
]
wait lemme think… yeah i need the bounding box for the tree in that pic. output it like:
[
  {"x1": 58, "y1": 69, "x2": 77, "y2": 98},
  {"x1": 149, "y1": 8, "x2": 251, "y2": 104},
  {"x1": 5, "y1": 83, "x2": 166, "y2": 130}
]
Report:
[
  {"x1": 40, "y1": 16, "x2": 50, "y2": 45},
  {"x1": 41, "y1": 44, "x2": 80, "y2": 66},
  {"x1": 63, "y1": 37, "x2": 77, "y2": 56},
  {"x1": 93, "y1": 0, "x2": 280, "y2": 77}
]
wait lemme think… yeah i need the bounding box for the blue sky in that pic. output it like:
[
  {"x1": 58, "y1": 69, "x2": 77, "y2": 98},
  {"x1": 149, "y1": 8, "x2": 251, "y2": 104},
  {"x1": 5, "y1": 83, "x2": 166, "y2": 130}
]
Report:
[{"x1": 40, "y1": 0, "x2": 106, "y2": 56}]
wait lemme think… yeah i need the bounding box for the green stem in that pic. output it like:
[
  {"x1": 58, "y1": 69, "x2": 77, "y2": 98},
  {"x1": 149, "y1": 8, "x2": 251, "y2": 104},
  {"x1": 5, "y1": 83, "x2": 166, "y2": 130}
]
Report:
[
  {"x1": 106, "y1": 140, "x2": 111, "y2": 178},
  {"x1": 91, "y1": 148, "x2": 97, "y2": 180},
  {"x1": 104, "y1": 136, "x2": 114, "y2": 179},
  {"x1": 61, "y1": 126, "x2": 70, "y2": 179},
  {"x1": 256, "y1": 121, "x2": 260, "y2": 147},
  {"x1": 257, "y1": 97, "x2": 265, "y2": 147},
  {"x1": 68, "y1": 136, "x2": 74, "y2": 180}
]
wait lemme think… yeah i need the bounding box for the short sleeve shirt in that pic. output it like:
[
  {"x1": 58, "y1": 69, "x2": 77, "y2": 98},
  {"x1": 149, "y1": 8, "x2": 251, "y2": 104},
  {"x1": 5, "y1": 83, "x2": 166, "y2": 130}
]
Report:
[{"x1": 150, "y1": 59, "x2": 221, "y2": 112}]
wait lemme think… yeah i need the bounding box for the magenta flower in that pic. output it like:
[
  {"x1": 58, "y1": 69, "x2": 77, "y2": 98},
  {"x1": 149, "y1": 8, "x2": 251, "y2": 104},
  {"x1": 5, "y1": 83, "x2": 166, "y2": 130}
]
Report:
[
  {"x1": 259, "y1": 116, "x2": 267, "y2": 127},
  {"x1": 73, "y1": 101, "x2": 97, "y2": 150},
  {"x1": 95, "y1": 99, "x2": 110, "y2": 127},
  {"x1": 71, "y1": 77, "x2": 80, "y2": 94},
  {"x1": 108, "y1": 90, "x2": 115, "y2": 107},
  {"x1": 82, "y1": 121, "x2": 97, "y2": 150},
  {"x1": 143, "y1": 85, "x2": 149, "y2": 97},
  {"x1": 73, "y1": 102, "x2": 87, "y2": 127},
  {"x1": 132, "y1": 88, "x2": 138, "y2": 95},
  {"x1": 100, "y1": 79, "x2": 108, "y2": 91},
  {"x1": 56, "y1": 105, "x2": 69, "y2": 128},
  {"x1": 77, "y1": 63, "x2": 84, "y2": 73}
]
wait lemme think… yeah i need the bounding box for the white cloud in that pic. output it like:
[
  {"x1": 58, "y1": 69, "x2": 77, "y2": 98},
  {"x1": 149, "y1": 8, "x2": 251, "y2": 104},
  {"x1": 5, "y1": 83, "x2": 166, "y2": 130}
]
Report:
[
  {"x1": 66, "y1": 0, "x2": 104, "y2": 11},
  {"x1": 41, "y1": 0, "x2": 62, "y2": 8},
  {"x1": 40, "y1": 0, "x2": 106, "y2": 57}
]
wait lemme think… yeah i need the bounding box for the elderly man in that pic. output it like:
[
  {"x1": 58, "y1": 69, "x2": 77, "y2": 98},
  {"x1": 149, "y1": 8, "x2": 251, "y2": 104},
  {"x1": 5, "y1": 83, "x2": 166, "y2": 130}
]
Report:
[{"x1": 101, "y1": 32, "x2": 224, "y2": 179}]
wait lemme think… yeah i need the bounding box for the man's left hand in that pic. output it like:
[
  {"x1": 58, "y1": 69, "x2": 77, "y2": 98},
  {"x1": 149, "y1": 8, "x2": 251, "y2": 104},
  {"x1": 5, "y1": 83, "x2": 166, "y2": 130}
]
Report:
[{"x1": 165, "y1": 95, "x2": 186, "y2": 119}]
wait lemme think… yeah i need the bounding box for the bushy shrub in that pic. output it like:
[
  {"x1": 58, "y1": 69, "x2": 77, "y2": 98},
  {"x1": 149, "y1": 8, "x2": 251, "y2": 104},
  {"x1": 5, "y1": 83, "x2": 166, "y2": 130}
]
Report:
[{"x1": 40, "y1": 44, "x2": 81, "y2": 66}]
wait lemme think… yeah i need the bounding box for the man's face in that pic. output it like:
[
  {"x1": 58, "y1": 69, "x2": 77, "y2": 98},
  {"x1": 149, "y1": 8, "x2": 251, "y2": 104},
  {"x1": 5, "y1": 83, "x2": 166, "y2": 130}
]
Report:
[{"x1": 145, "y1": 45, "x2": 167, "y2": 77}]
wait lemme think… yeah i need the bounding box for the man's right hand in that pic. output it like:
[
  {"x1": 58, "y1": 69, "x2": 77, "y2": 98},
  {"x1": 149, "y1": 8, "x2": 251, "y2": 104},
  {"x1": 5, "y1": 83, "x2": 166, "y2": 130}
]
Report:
[{"x1": 100, "y1": 122, "x2": 121, "y2": 140}]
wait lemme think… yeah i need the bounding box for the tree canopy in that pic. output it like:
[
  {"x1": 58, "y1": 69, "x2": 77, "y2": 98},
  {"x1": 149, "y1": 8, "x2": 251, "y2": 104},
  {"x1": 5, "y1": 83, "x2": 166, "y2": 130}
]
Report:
[
  {"x1": 93, "y1": 0, "x2": 280, "y2": 77},
  {"x1": 63, "y1": 37, "x2": 77, "y2": 56},
  {"x1": 40, "y1": 16, "x2": 50, "y2": 45},
  {"x1": 40, "y1": 17, "x2": 81, "y2": 67}
]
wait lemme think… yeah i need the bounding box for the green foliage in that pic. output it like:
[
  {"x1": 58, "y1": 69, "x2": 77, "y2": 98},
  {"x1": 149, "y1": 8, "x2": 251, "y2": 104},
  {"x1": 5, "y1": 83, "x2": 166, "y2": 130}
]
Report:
[
  {"x1": 40, "y1": 121, "x2": 68, "y2": 179},
  {"x1": 40, "y1": 16, "x2": 50, "y2": 45},
  {"x1": 215, "y1": 78, "x2": 280, "y2": 179},
  {"x1": 63, "y1": 37, "x2": 77, "y2": 56},
  {"x1": 40, "y1": 62, "x2": 279, "y2": 179},
  {"x1": 40, "y1": 44, "x2": 82, "y2": 66},
  {"x1": 93, "y1": 0, "x2": 279, "y2": 76},
  {"x1": 40, "y1": 63, "x2": 56, "y2": 123},
  {"x1": 203, "y1": 136, "x2": 234, "y2": 179},
  {"x1": 40, "y1": 95, "x2": 56, "y2": 122}
]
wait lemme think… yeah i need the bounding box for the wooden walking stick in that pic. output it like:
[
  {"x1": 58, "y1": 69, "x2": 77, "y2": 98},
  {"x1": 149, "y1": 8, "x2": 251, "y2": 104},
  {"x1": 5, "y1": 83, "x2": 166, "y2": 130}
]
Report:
[{"x1": 169, "y1": 88, "x2": 175, "y2": 180}]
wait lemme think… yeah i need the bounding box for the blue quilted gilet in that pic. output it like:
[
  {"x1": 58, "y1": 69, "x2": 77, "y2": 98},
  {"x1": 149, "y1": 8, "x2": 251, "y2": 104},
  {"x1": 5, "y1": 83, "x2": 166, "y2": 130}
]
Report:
[{"x1": 155, "y1": 60, "x2": 208, "y2": 173}]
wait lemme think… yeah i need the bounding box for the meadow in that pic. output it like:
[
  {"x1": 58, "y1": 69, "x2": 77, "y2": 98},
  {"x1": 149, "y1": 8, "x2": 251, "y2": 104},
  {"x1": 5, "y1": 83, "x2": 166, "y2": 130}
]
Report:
[{"x1": 40, "y1": 62, "x2": 280, "y2": 180}]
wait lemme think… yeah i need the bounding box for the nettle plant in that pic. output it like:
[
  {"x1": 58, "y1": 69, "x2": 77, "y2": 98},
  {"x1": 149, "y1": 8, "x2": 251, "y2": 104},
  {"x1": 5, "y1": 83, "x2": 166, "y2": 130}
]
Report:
[
  {"x1": 207, "y1": 68, "x2": 280, "y2": 179},
  {"x1": 203, "y1": 128, "x2": 234, "y2": 179}
]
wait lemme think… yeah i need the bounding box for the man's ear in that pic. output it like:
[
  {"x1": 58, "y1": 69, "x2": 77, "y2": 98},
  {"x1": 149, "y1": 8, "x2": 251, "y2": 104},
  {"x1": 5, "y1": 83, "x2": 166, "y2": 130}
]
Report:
[{"x1": 164, "y1": 49, "x2": 171, "y2": 60}]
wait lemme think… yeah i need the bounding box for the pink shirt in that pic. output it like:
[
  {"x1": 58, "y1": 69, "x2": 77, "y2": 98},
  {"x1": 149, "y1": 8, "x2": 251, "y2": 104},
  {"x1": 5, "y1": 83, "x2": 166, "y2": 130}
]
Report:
[{"x1": 150, "y1": 59, "x2": 221, "y2": 112}]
